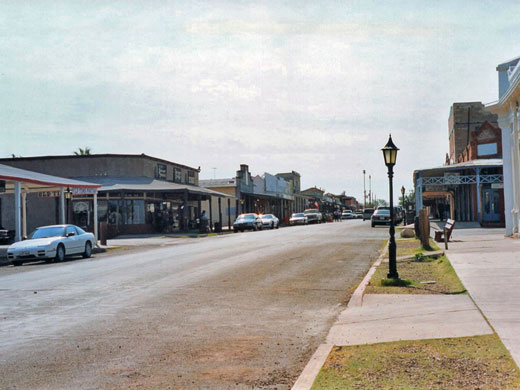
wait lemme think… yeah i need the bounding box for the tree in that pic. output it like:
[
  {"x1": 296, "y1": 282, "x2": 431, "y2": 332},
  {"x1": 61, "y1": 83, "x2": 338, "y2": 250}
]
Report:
[{"x1": 74, "y1": 147, "x2": 91, "y2": 156}]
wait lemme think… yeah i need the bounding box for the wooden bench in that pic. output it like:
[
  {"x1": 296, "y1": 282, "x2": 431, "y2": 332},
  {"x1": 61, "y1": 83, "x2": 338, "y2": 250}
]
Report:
[{"x1": 434, "y1": 219, "x2": 455, "y2": 242}]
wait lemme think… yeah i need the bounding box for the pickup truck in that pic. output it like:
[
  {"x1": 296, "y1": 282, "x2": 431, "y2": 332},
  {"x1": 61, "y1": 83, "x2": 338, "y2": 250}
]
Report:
[{"x1": 303, "y1": 208, "x2": 322, "y2": 224}]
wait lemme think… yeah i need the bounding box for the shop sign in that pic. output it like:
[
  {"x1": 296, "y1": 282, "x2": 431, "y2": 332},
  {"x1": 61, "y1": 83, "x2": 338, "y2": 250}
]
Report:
[
  {"x1": 491, "y1": 183, "x2": 504, "y2": 189},
  {"x1": 71, "y1": 188, "x2": 98, "y2": 195},
  {"x1": 38, "y1": 191, "x2": 60, "y2": 198}
]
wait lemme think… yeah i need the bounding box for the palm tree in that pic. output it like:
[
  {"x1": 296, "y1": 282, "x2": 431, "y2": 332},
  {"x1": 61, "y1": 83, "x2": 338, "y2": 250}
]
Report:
[{"x1": 74, "y1": 147, "x2": 91, "y2": 156}]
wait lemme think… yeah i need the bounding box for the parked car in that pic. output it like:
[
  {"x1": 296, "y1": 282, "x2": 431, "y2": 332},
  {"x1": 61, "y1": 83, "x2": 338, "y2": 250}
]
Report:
[
  {"x1": 233, "y1": 213, "x2": 263, "y2": 232},
  {"x1": 0, "y1": 226, "x2": 12, "y2": 245},
  {"x1": 303, "y1": 209, "x2": 322, "y2": 224},
  {"x1": 362, "y1": 208, "x2": 375, "y2": 221},
  {"x1": 375, "y1": 206, "x2": 403, "y2": 224},
  {"x1": 341, "y1": 210, "x2": 354, "y2": 219},
  {"x1": 371, "y1": 209, "x2": 391, "y2": 227},
  {"x1": 289, "y1": 213, "x2": 308, "y2": 225},
  {"x1": 7, "y1": 224, "x2": 95, "y2": 266},
  {"x1": 354, "y1": 211, "x2": 364, "y2": 219},
  {"x1": 259, "y1": 214, "x2": 280, "y2": 229}
]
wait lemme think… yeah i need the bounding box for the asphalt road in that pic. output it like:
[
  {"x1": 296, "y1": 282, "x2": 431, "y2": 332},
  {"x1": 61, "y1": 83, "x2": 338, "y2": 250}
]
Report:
[{"x1": 0, "y1": 220, "x2": 387, "y2": 390}]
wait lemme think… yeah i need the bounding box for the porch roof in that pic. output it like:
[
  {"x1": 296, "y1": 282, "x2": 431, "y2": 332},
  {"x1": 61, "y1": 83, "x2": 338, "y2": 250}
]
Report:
[
  {"x1": 414, "y1": 159, "x2": 502, "y2": 175},
  {"x1": 73, "y1": 176, "x2": 229, "y2": 197},
  {"x1": 0, "y1": 163, "x2": 100, "y2": 193}
]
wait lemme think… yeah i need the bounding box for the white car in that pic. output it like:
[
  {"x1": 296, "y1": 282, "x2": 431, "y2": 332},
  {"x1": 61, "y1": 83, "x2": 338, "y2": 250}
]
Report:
[
  {"x1": 289, "y1": 213, "x2": 308, "y2": 225},
  {"x1": 259, "y1": 214, "x2": 280, "y2": 229},
  {"x1": 341, "y1": 211, "x2": 354, "y2": 219},
  {"x1": 7, "y1": 224, "x2": 95, "y2": 266}
]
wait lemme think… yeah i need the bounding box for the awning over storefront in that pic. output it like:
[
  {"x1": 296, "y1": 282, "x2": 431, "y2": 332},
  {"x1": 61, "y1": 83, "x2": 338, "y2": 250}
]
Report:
[
  {"x1": 414, "y1": 159, "x2": 503, "y2": 223},
  {"x1": 0, "y1": 164, "x2": 101, "y2": 242},
  {"x1": 73, "y1": 176, "x2": 230, "y2": 197}
]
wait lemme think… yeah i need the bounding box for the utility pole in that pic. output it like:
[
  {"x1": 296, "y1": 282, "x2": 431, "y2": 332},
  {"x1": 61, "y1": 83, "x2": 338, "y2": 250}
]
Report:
[
  {"x1": 212, "y1": 167, "x2": 217, "y2": 179},
  {"x1": 369, "y1": 175, "x2": 372, "y2": 206},
  {"x1": 363, "y1": 170, "x2": 366, "y2": 208}
]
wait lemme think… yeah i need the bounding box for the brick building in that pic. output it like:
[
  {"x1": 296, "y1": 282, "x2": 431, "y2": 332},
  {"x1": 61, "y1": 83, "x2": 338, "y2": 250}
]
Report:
[{"x1": 448, "y1": 102, "x2": 499, "y2": 164}]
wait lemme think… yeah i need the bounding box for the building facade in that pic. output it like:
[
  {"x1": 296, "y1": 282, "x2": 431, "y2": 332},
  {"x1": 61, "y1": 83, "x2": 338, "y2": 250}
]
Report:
[
  {"x1": 486, "y1": 55, "x2": 520, "y2": 236},
  {"x1": 448, "y1": 102, "x2": 498, "y2": 164},
  {"x1": 0, "y1": 154, "x2": 225, "y2": 236},
  {"x1": 415, "y1": 103, "x2": 504, "y2": 226}
]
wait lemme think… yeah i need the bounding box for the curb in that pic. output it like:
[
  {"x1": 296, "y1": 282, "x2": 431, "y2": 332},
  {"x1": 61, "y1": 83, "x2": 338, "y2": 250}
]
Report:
[{"x1": 290, "y1": 242, "x2": 389, "y2": 390}]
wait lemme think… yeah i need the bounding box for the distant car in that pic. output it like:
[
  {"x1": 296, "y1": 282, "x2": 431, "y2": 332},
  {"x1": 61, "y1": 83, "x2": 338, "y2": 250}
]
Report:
[
  {"x1": 289, "y1": 213, "x2": 308, "y2": 225},
  {"x1": 260, "y1": 214, "x2": 280, "y2": 229},
  {"x1": 353, "y1": 211, "x2": 363, "y2": 219},
  {"x1": 233, "y1": 213, "x2": 263, "y2": 232},
  {"x1": 7, "y1": 224, "x2": 95, "y2": 266},
  {"x1": 303, "y1": 209, "x2": 322, "y2": 224},
  {"x1": 371, "y1": 209, "x2": 391, "y2": 227},
  {"x1": 362, "y1": 208, "x2": 375, "y2": 221},
  {"x1": 341, "y1": 210, "x2": 354, "y2": 219},
  {"x1": 375, "y1": 206, "x2": 402, "y2": 224}
]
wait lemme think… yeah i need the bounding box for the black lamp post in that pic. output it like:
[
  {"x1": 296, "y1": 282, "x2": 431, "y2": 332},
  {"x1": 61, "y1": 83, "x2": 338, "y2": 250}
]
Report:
[
  {"x1": 382, "y1": 134, "x2": 399, "y2": 279},
  {"x1": 65, "y1": 187, "x2": 72, "y2": 224}
]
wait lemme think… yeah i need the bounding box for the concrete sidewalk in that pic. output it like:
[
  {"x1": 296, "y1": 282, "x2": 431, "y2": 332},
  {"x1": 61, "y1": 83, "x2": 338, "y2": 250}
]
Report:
[
  {"x1": 292, "y1": 227, "x2": 514, "y2": 390},
  {"x1": 446, "y1": 228, "x2": 520, "y2": 365}
]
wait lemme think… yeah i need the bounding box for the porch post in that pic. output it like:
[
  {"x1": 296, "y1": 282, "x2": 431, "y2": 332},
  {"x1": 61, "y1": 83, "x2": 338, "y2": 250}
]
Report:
[
  {"x1": 415, "y1": 173, "x2": 423, "y2": 216},
  {"x1": 93, "y1": 193, "x2": 99, "y2": 245},
  {"x1": 14, "y1": 181, "x2": 21, "y2": 242},
  {"x1": 183, "y1": 190, "x2": 189, "y2": 232},
  {"x1": 476, "y1": 168, "x2": 481, "y2": 224},
  {"x1": 60, "y1": 187, "x2": 65, "y2": 224},
  {"x1": 209, "y1": 196, "x2": 213, "y2": 231},
  {"x1": 227, "y1": 198, "x2": 231, "y2": 230},
  {"x1": 218, "y1": 197, "x2": 222, "y2": 226},
  {"x1": 22, "y1": 191, "x2": 27, "y2": 238}
]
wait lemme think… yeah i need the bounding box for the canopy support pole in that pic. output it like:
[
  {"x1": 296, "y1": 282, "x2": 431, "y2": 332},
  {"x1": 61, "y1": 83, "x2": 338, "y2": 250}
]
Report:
[
  {"x1": 14, "y1": 182, "x2": 21, "y2": 242},
  {"x1": 60, "y1": 187, "x2": 65, "y2": 224},
  {"x1": 22, "y1": 191, "x2": 27, "y2": 238},
  {"x1": 93, "y1": 193, "x2": 99, "y2": 246}
]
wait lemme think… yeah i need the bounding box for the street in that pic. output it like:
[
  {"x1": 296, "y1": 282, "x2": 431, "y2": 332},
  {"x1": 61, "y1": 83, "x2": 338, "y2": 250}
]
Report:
[{"x1": 0, "y1": 221, "x2": 386, "y2": 390}]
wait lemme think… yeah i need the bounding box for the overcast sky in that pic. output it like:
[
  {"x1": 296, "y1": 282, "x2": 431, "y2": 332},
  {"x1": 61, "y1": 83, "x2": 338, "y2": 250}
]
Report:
[{"x1": 1, "y1": 1, "x2": 519, "y2": 202}]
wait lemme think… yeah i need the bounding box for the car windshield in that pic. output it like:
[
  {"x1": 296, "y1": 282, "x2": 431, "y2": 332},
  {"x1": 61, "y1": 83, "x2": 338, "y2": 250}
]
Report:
[
  {"x1": 262, "y1": 215, "x2": 272, "y2": 219},
  {"x1": 30, "y1": 226, "x2": 65, "y2": 239},
  {"x1": 237, "y1": 214, "x2": 255, "y2": 220},
  {"x1": 292, "y1": 213, "x2": 304, "y2": 217},
  {"x1": 375, "y1": 210, "x2": 390, "y2": 215}
]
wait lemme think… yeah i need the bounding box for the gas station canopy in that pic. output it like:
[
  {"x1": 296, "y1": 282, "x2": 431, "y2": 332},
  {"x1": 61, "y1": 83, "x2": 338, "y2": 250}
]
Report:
[{"x1": 0, "y1": 163, "x2": 101, "y2": 242}]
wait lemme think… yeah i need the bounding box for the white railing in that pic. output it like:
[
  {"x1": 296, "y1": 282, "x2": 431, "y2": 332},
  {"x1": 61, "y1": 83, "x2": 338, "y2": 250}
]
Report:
[{"x1": 508, "y1": 62, "x2": 520, "y2": 84}]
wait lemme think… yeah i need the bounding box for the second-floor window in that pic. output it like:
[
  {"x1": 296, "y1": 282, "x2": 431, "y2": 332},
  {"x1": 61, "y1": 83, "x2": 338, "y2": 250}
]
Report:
[{"x1": 156, "y1": 164, "x2": 167, "y2": 180}]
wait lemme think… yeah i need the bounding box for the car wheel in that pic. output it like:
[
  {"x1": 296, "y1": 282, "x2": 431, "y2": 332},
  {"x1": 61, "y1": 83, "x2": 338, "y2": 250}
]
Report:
[
  {"x1": 276, "y1": 222, "x2": 279, "y2": 229},
  {"x1": 55, "y1": 244, "x2": 65, "y2": 262},
  {"x1": 233, "y1": 228, "x2": 238, "y2": 233},
  {"x1": 83, "y1": 241, "x2": 92, "y2": 258},
  {"x1": 12, "y1": 260, "x2": 22, "y2": 266}
]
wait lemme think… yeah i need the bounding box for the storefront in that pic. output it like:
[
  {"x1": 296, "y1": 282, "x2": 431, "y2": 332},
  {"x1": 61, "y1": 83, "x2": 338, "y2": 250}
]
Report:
[{"x1": 71, "y1": 177, "x2": 228, "y2": 237}]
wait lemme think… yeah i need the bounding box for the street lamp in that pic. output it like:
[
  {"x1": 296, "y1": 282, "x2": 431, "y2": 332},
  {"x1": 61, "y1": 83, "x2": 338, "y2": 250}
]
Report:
[
  {"x1": 65, "y1": 187, "x2": 72, "y2": 224},
  {"x1": 382, "y1": 134, "x2": 399, "y2": 279}
]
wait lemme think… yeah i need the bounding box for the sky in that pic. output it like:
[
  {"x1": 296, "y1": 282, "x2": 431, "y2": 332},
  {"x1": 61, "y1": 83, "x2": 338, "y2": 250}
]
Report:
[{"x1": 1, "y1": 1, "x2": 519, "y2": 202}]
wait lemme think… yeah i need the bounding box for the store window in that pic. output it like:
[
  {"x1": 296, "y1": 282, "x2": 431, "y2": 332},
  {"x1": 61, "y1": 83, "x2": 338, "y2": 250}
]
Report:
[
  {"x1": 188, "y1": 171, "x2": 195, "y2": 185},
  {"x1": 125, "y1": 200, "x2": 145, "y2": 224},
  {"x1": 156, "y1": 163, "x2": 167, "y2": 180},
  {"x1": 174, "y1": 168, "x2": 182, "y2": 183}
]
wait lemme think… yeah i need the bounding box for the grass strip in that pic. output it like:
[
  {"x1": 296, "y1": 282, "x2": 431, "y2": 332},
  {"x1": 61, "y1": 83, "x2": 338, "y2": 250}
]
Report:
[
  {"x1": 366, "y1": 255, "x2": 466, "y2": 295},
  {"x1": 312, "y1": 334, "x2": 520, "y2": 390}
]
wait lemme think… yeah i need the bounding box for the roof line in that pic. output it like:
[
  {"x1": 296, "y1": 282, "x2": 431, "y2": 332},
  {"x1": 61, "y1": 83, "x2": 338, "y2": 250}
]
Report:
[
  {"x1": 0, "y1": 153, "x2": 199, "y2": 172},
  {"x1": 0, "y1": 175, "x2": 100, "y2": 188}
]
